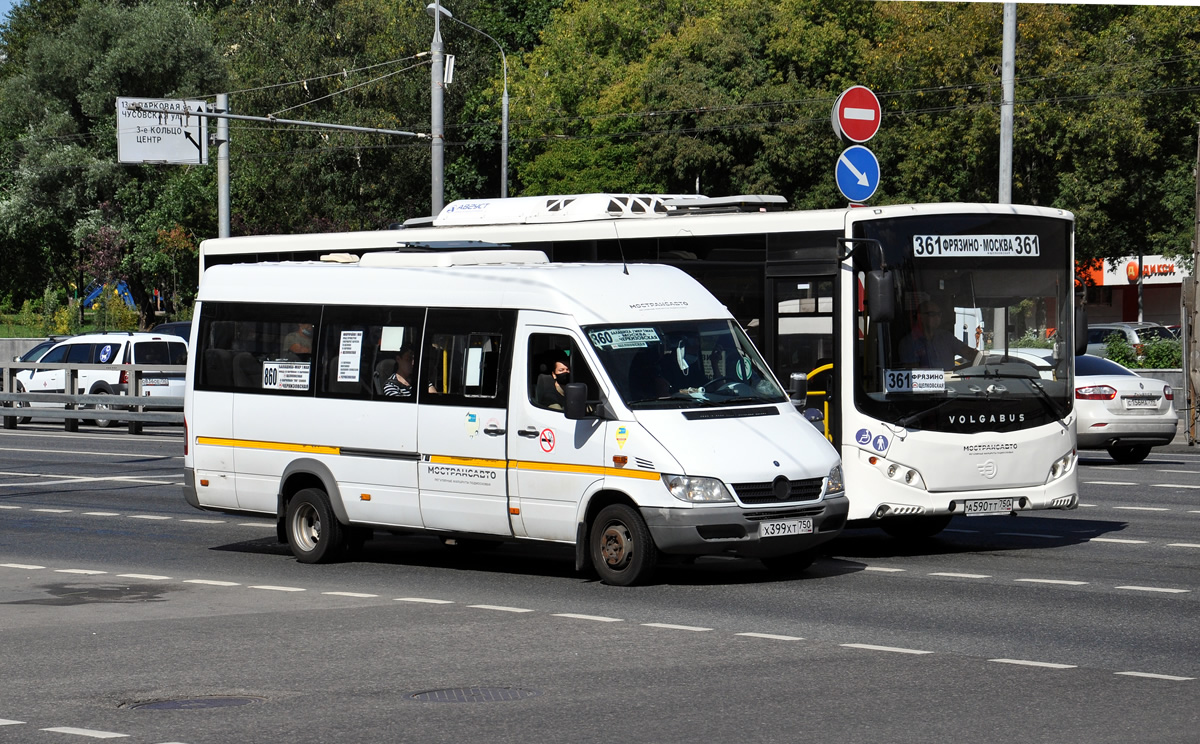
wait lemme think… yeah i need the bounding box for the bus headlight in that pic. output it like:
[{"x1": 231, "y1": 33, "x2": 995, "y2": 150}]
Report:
[
  {"x1": 825, "y1": 464, "x2": 845, "y2": 496},
  {"x1": 1046, "y1": 449, "x2": 1076, "y2": 483},
  {"x1": 662, "y1": 474, "x2": 734, "y2": 503}
]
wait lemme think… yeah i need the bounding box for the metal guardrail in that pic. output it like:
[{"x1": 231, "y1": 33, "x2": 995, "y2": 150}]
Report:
[{"x1": 0, "y1": 361, "x2": 185, "y2": 434}]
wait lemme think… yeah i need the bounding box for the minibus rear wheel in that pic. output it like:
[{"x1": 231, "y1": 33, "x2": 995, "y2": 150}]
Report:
[
  {"x1": 590, "y1": 504, "x2": 658, "y2": 586},
  {"x1": 286, "y1": 488, "x2": 346, "y2": 563}
]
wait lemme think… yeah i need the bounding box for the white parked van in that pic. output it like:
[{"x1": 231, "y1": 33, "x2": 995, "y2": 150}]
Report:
[{"x1": 183, "y1": 250, "x2": 847, "y2": 585}]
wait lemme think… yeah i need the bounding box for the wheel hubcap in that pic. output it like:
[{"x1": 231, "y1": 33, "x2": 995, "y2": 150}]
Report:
[
  {"x1": 600, "y1": 522, "x2": 633, "y2": 568},
  {"x1": 294, "y1": 504, "x2": 321, "y2": 551}
]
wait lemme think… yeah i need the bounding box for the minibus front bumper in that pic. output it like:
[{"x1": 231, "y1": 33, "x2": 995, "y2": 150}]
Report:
[{"x1": 640, "y1": 494, "x2": 849, "y2": 557}]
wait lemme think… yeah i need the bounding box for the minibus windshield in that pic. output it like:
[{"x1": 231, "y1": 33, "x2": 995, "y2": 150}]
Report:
[{"x1": 584, "y1": 319, "x2": 786, "y2": 409}]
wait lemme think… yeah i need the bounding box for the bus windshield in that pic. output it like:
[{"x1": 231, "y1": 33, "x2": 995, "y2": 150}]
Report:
[
  {"x1": 853, "y1": 213, "x2": 1074, "y2": 433},
  {"x1": 583, "y1": 319, "x2": 787, "y2": 410}
]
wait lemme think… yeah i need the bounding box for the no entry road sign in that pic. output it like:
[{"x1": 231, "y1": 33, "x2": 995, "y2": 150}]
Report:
[{"x1": 832, "y1": 86, "x2": 881, "y2": 144}]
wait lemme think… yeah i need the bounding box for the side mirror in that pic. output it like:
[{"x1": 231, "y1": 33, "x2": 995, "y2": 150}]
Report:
[
  {"x1": 1074, "y1": 305, "x2": 1088, "y2": 356},
  {"x1": 867, "y1": 269, "x2": 894, "y2": 323},
  {"x1": 789, "y1": 372, "x2": 808, "y2": 406},
  {"x1": 564, "y1": 382, "x2": 588, "y2": 420}
]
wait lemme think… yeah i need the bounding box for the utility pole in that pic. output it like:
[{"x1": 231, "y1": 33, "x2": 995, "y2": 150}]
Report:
[
  {"x1": 216, "y1": 93, "x2": 230, "y2": 239},
  {"x1": 999, "y1": 3, "x2": 1015, "y2": 204},
  {"x1": 430, "y1": 0, "x2": 445, "y2": 216},
  {"x1": 1187, "y1": 122, "x2": 1200, "y2": 444}
]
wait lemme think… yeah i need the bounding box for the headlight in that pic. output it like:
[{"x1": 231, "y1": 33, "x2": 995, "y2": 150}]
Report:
[
  {"x1": 1046, "y1": 449, "x2": 1076, "y2": 483},
  {"x1": 825, "y1": 464, "x2": 845, "y2": 496},
  {"x1": 661, "y1": 474, "x2": 734, "y2": 503}
]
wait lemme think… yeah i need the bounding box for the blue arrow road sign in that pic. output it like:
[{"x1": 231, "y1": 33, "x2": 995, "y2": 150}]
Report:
[{"x1": 835, "y1": 145, "x2": 880, "y2": 203}]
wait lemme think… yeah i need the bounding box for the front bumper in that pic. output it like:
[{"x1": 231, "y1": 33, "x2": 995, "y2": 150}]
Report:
[{"x1": 640, "y1": 494, "x2": 849, "y2": 558}]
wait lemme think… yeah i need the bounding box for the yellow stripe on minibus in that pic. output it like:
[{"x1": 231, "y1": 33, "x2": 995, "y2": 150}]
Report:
[
  {"x1": 512, "y1": 460, "x2": 661, "y2": 481},
  {"x1": 426, "y1": 455, "x2": 507, "y2": 469},
  {"x1": 195, "y1": 436, "x2": 340, "y2": 455}
]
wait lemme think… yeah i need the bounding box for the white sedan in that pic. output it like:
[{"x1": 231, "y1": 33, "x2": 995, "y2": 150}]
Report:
[{"x1": 1075, "y1": 354, "x2": 1177, "y2": 463}]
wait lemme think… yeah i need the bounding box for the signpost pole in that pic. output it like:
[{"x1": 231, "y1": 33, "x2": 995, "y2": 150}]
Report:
[
  {"x1": 999, "y1": 3, "x2": 1015, "y2": 204},
  {"x1": 217, "y1": 93, "x2": 230, "y2": 239}
]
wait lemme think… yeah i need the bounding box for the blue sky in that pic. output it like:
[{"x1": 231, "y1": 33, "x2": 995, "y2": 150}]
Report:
[{"x1": 0, "y1": 0, "x2": 15, "y2": 25}]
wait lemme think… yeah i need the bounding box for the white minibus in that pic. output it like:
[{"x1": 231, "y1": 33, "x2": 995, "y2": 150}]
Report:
[{"x1": 183, "y1": 249, "x2": 847, "y2": 585}]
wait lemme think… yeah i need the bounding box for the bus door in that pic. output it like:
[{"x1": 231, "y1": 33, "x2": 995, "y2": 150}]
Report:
[
  {"x1": 506, "y1": 317, "x2": 607, "y2": 541},
  {"x1": 416, "y1": 309, "x2": 516, "y2": 537},
  {"x1": 769, "y1": 271, "x2": 838, "y2": 443}
]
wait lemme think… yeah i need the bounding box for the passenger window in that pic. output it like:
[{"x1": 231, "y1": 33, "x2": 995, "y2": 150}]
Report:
[
  {"x1": 527, "y1": 333, "x2": 600, "y2": 412},
  {"x1": 317, "y1": 306, "x2": 424, "y2": 401},
  {"x1": 66, "y1": 344, "x2": 94, "y2": 364},
  {"x1": 195, "y1": 302, "x2": 320, "y2": 395},
  {"x1": 421, "y1": 309, "x2": 515, "y2": 405}
]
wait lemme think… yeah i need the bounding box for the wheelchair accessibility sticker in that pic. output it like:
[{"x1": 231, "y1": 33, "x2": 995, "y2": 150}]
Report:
[{"x1": 856, "y1": 428, "x2": 889, "y2": 452}]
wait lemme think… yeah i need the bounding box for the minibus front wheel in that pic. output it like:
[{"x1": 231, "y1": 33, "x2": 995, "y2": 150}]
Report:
[
  {"x1": 589, "y1": 504, "x2": 658, "y2": 587},
  {"x1": 286, "y1": 487, "x2": 346, "y2": 563}
]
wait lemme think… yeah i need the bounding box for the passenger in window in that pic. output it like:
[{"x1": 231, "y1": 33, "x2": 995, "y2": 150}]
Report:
[
  {"x1": 285, "y1": 323, "x2": 314, "y2": 360},
  {"x1": 899, "y1": 299, "x2": 976, "y2": 370},
  {"x1": 383, "y1": 346, "x2": 416, "y2": 398},
  {"x1": 535, "y1": 355, "x2": 570, "y2": 410}
]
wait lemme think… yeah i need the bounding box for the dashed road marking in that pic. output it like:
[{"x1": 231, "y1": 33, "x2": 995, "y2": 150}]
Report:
[
  {"x1": 842, "y1": 643, "x2": 932, "y2": 655},
  {"x1": 1115, "y1": 671, "x2": 1195, "y2": 681},
  {"x1": 0, "y1": 505, "x2": 21, "y2": 509},
  {"x1": 642, "y1": 623, "x2": 711, "y2": 632},
  {"x1": 1157, "y1": 470, "x2": 1196, "y2": 474},
  {"x1": 128, "y1": 515, "x2": 172, "y2": 520},
  {"x1": 396, "y1": 597, "x2": 454, "y2": 604},
  {"x1": 1090, "y1": 538, "x2": 1148, "y2": 544},
  {"x1": 183, "y1": 579, "x2": 240, "y2": 587},
  {"x1": 31, "y1": 508, "x2": 71, "y2": 513},
  {"x1": 39, "y1": 727, "x2": 128, "y2": 739},
  {"x1": 181, "y1": 519, "x2": 225, "y2": 524},
  {"x1": 54, "y1": 569, "x2": 106, "y2": 575},
  {"x1": 1114, "y1": 506, "x2": 1171, "y2": 511},
  {"x1": 82, "y1": 512, "x2": 120, "y2": 516},
  {"x1": 864, "y1": 567, "x2": 906, "y2": 573},
  {"x1": 323, "y1": 591, "x2": 378, "y2": 598},
  {"x1": 930, "y1": 572, "x2": 990, "y2": 579},
  {"x1": 990, "y1": 659, "x2": 1076, "y2": 669},
  {"x1": 469, "y1": 604, "x2": 533, "y2": 613},
  {"x1": 1168, "y1": 543, "x2": 1200, "y2": 548},
  {"x1": 737, "y1": 632, "x2": 802, "y2": 641},
  {"x1": 0, "y1": 719, "x2": 24, "y2": 726},
  {"x1": 1015, "y1": 578, "x2": 1088, "y2": 586},
  {"x1": 1152, "y1": 484, "x2": 1200, "y2": 490},
  {"x1": 249, "y1": 585, "x2": 305, "y2": 592},
  {"x1": 117, "y1": 573, "x2": 170, "y2": 581},
  {"x1": 943, "y1": 528, "x2": 978, "y2": 534},
  {"x1": 1, "y1": 563, "x2": 45, "y2": 570},
  {"x1": 553, "y1": 613, "x2": 623, "y2": 622},
  {"x1": 1116, "y1": 586, "x2": 1190, "y2": 594},
  {"x1": 1084, "y1": 481, "x2": 1136, "y2": 486}
]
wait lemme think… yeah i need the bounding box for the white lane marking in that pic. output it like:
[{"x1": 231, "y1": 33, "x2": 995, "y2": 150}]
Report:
[
  {"x1": 1081, "y1": 465, "x2": 1134, "y2": 470},
  {"x1": 183, "y1": 579, "x2": 240, "y2": 587},
  {"x1": 1157, "y1": 470, "x2": 1197, "y2": 474},
  {"x1": 997, "y1": 532, "x2": 1060, "y2": 539},
  {"x1": 930, "y1": 572, "x2": 990, "y2": 579},
  {"x1": 864, "y1": 566, "x2": 906, "y2": 573},
  {"x1": 1, "y1": 563, "x2": 45, "y2": 569},
  {"x1": 55, "y1": 569, "x2": 107, "y2": 575},
  {"x1": 39, "y1": 727, "x2": 128, "y2": 738},
  {"x1": 83, "y1": 512, "x2": 120, "y2": 516},
  {"x1": 1169, "y1": 543, "x2": 1200, "y2": 548},
  {"x1": 1115, "y1": 671, "x2": 1195, "y2": 681},
  {"x1": 737, "y1": 632, "x2": 803, "y2": 641},
  {"x1": 943, "y1": 528, "x2": 979, "y2": 534},
  {"x1": 0, "y1": 505, "x2": 22, "y2": 509},
  {"x1": 0, "y1": 446, "x2": 174, "y2": 459},
  {"x1": 1, "y1": 476, "x2": 178, "y2": 487},
  {"x1": 1116, "y1": 586, "x2": 1190, "y2": 594},
  {"x1": 553, "y1": 613, "x2": 623, "y2": 622},
  {"x1": 1015, "y1": 578, "x2": 1088, "y2": 586},
  {"x1": 1078, "y1": 503, "x2": 1099, "y2": 508},
  {"x1": 1084, "y1": 481, "x2": 1137, "y2": 486},
  {"x1": 1090, "y1": 537, "x2": 1148, "y2": 544},
  {"x1": 990, "y1": 659, "x2": 1076, "y2": 669},
  {"x1": 249, "y1": 585, "x2": 305, "y2": 592},
  {"x1": 396, "y1": 597, "x2": 454, "y2": 604},
  {"x1": 468, "y1": 604, "x2": 534, "y2": 613},
  {"x1": 117, "y1": 574, "x2": 171, "y2": 581},
  {"x1": 1151, "y1": 484, "x2": 1200, "y2": 490},
  {"x1": 1190, "y1": 511, "x2": 1200, "y2": 514},
  {"x1": 642, "y1": 623, "x2": 711, "y2": 632},
  {"x1": 181, "y1": 519, "x2": 225, "y2": 524},
  {"x1": 0, "y1": 719, "x2": 25, "y2": 725},
  {"x1": 323, "y1": 592, "x2": 378, "y2": 598},
  {"x1": 238, "y1": 523, "x2": 270, "y2": 527},
  {"x1": 31, "y1": 508, "x2": 72, "y2": 513},
  {"x1": 842, "y1": 643, "x2": 933, "y2": 655},
  {"x1": 128, "y1": 515, "x2": 172, "y2": 520},
  {"x1": 1113, "y1": 506, "x2": 1171, "y2": 511}
]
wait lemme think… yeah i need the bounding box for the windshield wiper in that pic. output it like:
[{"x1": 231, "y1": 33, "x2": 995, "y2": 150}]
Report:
[
  {"x1": 715, "y1": 396, "x2": 775, "y2": 406},
  {"x1": 1028, "y1": 381, "x2": 1069, "y2": 432}
]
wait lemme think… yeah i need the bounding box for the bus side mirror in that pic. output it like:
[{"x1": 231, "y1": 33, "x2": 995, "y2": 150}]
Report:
[
  {"x1": 564, "y1": 383, "x2": 588, "y2": 420},
  {"x1": 1074, "y1": 305, "x2": 1088, "y2": 356},
  {"x1": 789, "y1": 372, "x2": 808, "y2": 407},
  {"x1": 867, "y1": 269, "x2": 894, "y2": 323}
]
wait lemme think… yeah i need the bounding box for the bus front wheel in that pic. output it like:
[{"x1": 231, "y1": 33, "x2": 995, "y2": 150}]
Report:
[
  {"x1": 589, "y1": 504, "x2": 658, "y2": 586},
  {"x1": 286, "y1": 488, "x2": 346, "y2": 563}
]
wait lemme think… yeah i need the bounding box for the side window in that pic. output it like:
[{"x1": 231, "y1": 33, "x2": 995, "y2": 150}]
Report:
[
  {"x1": 421, "y1": 309, "x2": 515, "y2": 405},
  {"x1": 195, "y1": 302, "x2": 321, "y2": 395},
  {"x1": 133, "y1": 341, "x2": 173, "y2": 365},
  {"x1": 527, "y1": 333, "x2": 600, "y2": 412},
  {"x1": 317, "y1": 305, "x2": 425, "y2": 401},
  {"x1": 92, "y1": 342, "x2": 121, "y2": 364},
  {"x1": 66, "y1": 344, "x2": 94, "y2": 364},
  {"x1": 39, "y1": 345, "x2": 68, "y2": 365}
]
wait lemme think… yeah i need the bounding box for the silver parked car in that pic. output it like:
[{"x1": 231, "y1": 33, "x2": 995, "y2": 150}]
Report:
[
  {"x1": 1074, "y1": 354, "x2": 1177, "y2": 463},
  {"x1": 1085, "y1": 322, "x2": 1175, "y2": 359}
]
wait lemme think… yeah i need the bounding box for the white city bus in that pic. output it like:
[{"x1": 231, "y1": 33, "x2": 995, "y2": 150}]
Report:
[
  {"x1": 199, "y1": 194, "x2": 1082, "y2": 538},
  {"x1": 183, "y1": 251, "x2": 848, "y2": 585}
]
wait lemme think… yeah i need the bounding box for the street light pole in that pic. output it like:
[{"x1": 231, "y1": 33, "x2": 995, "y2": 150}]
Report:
[
  {"x1": 430, "y1": 0, "x2": 445, "y2": 215},
  {"x1": 426, "y1": 3, "x2": 508, "y2": 198}
]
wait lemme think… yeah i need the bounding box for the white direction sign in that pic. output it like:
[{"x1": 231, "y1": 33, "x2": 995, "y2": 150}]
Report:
[{"x1": 116, "y1": 97, "x2": 208, "y2": 165}]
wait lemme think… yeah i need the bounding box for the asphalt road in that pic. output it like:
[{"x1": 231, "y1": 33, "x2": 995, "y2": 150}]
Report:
[{"x1": 1, "y1": 423, "x2": 1197, "y2": 743}]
